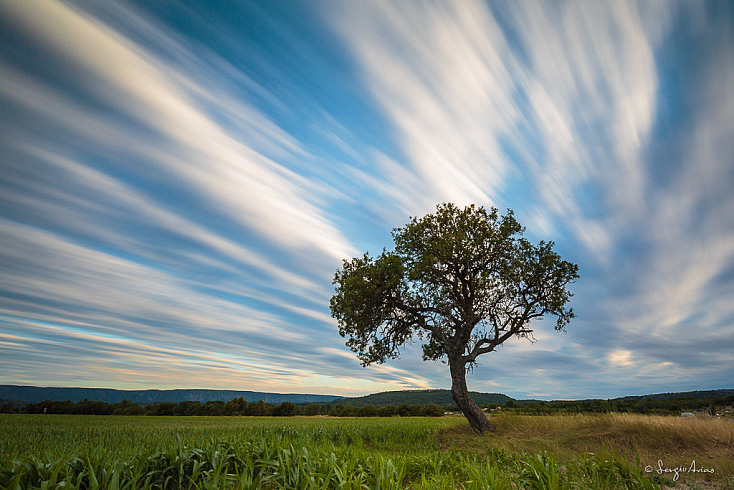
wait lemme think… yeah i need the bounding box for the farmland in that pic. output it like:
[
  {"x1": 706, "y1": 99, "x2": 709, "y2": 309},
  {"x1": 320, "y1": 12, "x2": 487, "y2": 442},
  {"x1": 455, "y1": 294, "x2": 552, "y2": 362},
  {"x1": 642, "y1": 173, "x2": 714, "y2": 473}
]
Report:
[{"x1": 1, "y1": 413, "x2": 732, "y2": 488}]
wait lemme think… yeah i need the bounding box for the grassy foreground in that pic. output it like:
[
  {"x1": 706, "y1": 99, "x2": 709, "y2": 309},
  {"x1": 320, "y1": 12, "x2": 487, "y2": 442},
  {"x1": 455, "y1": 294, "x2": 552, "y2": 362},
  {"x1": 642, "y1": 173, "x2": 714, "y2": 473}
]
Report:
[
  {"x1": 0, "y1": 413, "x2": 731, "y2": 488},
  {"x1": 444, "y1": 413, "x2": 734, "y2": 488}
]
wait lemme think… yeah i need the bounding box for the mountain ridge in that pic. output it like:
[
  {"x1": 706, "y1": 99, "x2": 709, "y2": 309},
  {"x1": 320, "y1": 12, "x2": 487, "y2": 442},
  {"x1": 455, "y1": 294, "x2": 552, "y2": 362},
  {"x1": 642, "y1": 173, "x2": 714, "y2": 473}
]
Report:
[
  {"x1": 0, "y1": 385, "x2": 338, "y2": 405},
  {"x1": 615, "y1": 389, "x2": 734, "y2": 401},
  {"x1": 2, "y1": 385, "x2": 731, "y2": 407},
  {"x1": 333, "y1": 389, "x2": 511, "y2": 407}
]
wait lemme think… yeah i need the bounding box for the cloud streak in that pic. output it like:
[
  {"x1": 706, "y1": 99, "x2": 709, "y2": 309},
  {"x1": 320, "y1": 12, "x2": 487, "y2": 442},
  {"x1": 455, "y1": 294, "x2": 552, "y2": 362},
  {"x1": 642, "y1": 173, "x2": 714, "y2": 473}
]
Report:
[
  {"x1": 2, "y1": 0, "x2": 355, "y2": 265},
  {"x1": 0, "y1": 0, "x2": 364, "y2": 393},
  {"x1": 327, "y1": 0, "x2": 734, "y2": 397},
  {"x1": 0, "y1": 0, "x2": 732, "y2": 399}
]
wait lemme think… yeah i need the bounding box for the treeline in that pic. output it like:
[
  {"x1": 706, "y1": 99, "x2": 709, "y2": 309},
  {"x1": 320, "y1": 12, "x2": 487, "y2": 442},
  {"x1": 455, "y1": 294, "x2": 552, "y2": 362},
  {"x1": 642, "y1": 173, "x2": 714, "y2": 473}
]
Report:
[
  {"x1": 0, "y1": 398, "x2": 444, "y2": 417},
  {"x1": 505, "y1": 393, "x2": 734, "y2": 415},
  {"x1": 334, "y1": 389, "x2": 510, "y2": 408},
  {"x1": 3, "y1": 394, "x2": 732, "y2": 417}
]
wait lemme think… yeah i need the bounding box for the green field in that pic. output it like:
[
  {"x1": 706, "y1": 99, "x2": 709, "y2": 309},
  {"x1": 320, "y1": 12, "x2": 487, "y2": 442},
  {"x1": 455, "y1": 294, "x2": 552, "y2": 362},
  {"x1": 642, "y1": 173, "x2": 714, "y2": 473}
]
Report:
[{"x1": 1, "y1": 413, "x2": 731, "y2": 489}]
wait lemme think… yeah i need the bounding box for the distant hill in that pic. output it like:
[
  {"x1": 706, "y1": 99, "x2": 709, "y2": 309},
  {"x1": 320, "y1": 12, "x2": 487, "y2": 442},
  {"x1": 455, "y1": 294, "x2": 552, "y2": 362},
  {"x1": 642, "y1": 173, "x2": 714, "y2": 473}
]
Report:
[
  {"x1": 617, "y1": 389, "x2": 734, "y2": 401},
  {"x1": 333, "y1": 389, "x2": 512, "y2": 407},
  {"x1": 0, "y1": 385, "x2": 339, "y2": 405},
  {"x1": 5, "y1": 385, "x2": 729, "y2": 409}
]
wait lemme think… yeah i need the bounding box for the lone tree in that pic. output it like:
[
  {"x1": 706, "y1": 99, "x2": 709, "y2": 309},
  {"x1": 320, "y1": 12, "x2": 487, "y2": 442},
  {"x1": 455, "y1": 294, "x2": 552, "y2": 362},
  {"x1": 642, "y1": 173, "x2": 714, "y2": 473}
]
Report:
[{"x1": 330, "y1": 203, "x2": 579, "y2": 433}]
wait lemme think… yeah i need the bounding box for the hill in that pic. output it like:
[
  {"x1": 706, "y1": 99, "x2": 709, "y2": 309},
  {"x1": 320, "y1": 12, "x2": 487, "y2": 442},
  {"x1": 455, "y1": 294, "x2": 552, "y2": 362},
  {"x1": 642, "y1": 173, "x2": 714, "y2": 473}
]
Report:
[
  {"x1": 618, "y1": 389, "x2": 734, "y2": 401},
  {"x1": 0, "y1": 385, "x2": 338, "y2": 405},
  {"x1": 4, "y1": 385, "x2": 729, "y2": 409},
  {"x1": 333, "y1": 389, "x2": 512, "y2": 407}
]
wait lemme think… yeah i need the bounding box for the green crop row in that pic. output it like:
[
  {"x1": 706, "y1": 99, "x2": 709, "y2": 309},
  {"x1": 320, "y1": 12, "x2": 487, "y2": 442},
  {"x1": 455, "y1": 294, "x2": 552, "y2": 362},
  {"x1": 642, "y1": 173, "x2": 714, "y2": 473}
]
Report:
[
  {"x1": 0, "y1": 440, "x2": 660, "y2": 489},
  {"x1": 0, "y1": 415, "x2": 664, "y2": 489}
]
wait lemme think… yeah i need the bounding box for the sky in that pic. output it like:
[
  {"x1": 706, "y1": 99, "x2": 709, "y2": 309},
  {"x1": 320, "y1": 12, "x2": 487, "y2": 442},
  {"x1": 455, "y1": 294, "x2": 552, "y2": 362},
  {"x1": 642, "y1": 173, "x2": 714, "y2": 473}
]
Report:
[{"x1": 0, "y1": 0, "x2": 733, "y2": 400}]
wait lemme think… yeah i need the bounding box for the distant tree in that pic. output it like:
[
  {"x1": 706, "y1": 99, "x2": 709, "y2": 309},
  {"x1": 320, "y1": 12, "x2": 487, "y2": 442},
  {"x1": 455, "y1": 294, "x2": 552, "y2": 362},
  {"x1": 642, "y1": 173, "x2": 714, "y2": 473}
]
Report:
[
  {"x1": 0, "y1": 402, "x2": 16, "y2": 413},
  {"x1": 359, "y1": 404, "x2": 378, "y2": 417},
  {"x1": 329, "y1": 404, "x2": 345, "y2": 417},
  {"x1": 201, "y1": 400, "x2": 225, "y2": 416},
  {"x1": 272, "y1": 401, "x2": 296, "y2": 417},
  {"x1": 304, "y1": 403, "x2": 323, "y2": 416},
  {"x1": 176, "y1": 401, "x2": 202, "y2": 416},
  {"x1": 245, "y1": 400, "x2": 270, "y2": 416},
  {"x1": 112, "y1": 399, "x2": 145, "y2": 415},
  {"x1": 378, "y1": 405, "x2": 397, "y2": 417},
  {"x1": 225, "y1": 397, "x2": 247, "y2": 416},
  {"x1": 397, "y1": 404, "x2": 412, "y2": 417},
  {"x1": 421, "y1": 403, "x2": 444, "y2": 417},
  {"x1": 331, "y1": 203, "x2": 578, "y2": 433},
  {"x1": 148, "y1": 402, "x2": 177, "y2": 416}
]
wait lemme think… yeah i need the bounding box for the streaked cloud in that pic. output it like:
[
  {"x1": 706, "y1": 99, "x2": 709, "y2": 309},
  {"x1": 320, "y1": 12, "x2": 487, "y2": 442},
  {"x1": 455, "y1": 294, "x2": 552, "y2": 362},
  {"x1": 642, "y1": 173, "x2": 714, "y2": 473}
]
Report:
[
  {"x1": 607, "y1": 350, "x2": 635, "y2": 368},
  {"x1": 0, "y1": 0, "x2": 732, "y2": 399},
  {"x1": 329, "y1": 0, "x2": 517, "y2": 216},
  {"x1": 2, "y1": 0, "x2": 355, "y2": 266}
]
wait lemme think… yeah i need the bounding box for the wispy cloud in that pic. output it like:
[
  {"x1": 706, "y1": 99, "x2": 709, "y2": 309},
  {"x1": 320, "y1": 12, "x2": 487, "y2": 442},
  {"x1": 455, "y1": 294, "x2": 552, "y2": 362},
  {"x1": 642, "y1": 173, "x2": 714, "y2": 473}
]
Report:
[
  {"x1": 328, "y1": 0, "x2": 520, "y2": 216},
  {"x1": 329, "y1": 0, "x2": 667, "y2": 256},
  {"x1": 328, "y1": 0, "x2": 734, "y2": 397},
  {"x1": 0, "y1": 0, "x2": 362, "y2": 392},
  {"x1": 0, "y1": 0, "x2": 732, "y2": 398},
  {"x1": 2, "y1": 0, "x2": 355, "y2": 266}
]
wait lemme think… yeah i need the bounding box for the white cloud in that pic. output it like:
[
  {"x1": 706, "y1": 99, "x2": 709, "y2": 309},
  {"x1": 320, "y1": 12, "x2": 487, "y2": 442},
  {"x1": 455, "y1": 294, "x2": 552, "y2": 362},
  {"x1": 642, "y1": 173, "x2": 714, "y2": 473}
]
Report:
[
  {"x1": 328, "y1": 0, "x2": 519, "y2": 213},
  {"x1": 589, "y1": 6, "x2": 734, "y2": 349},
  {"x1": 330, "y1": 0, "x2": 734, "y2": 396},
  {"x1": 1, "y1": 0, "x2": 356, "y2": 265},
  {"x1": 0, "y1": 219, "x2": 299, "y2": 340},
  {"x1": 328, "y1": 0, "x2": 668, "y2": 263},
  {"x1": 502, "y1": 0, "x2": 666, "y2": 261},
  {"x1": 607, "y1": 350, "x2": 634, "y2": 368},
  {"x1": 1, "y1": 0, "x2": 732, "y2": 397}
]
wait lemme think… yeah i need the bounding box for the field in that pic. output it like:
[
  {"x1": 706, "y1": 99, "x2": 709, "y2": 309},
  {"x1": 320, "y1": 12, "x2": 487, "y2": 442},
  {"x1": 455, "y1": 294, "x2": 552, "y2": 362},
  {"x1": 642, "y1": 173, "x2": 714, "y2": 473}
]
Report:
[{"x1": 1, "y1": 413, "x2": 732, "y2": 489}]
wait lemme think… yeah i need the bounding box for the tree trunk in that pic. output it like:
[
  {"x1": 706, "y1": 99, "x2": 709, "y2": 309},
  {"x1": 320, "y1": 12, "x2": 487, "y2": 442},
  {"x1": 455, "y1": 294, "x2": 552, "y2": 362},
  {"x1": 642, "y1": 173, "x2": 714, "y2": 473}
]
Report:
[{"x1": 449, "y1": 358, "x2": 495, "y2": 434}]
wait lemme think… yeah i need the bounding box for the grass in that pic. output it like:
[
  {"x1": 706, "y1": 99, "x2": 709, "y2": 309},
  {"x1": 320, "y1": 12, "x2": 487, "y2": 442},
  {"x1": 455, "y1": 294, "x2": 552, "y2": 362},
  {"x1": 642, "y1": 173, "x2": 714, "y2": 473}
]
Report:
[
  {"x1": 439, "y1": 413, "x2": 734, "y2": 488},
  {"x1": 0, "y1": 413, "x2": 731, "y2": 488},
  {"x1": 0, "y1": 415, "x2": 457, "y2": 461}
]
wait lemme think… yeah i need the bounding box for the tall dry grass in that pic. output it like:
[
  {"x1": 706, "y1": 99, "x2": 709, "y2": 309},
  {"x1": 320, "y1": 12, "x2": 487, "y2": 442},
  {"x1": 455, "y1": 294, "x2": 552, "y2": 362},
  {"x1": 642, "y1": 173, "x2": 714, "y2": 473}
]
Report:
[
  {"x1": 489, "y1": 413, "x2": 732, "y2": 451},
  {"x1": 441, "y1": 413, "x2": 734, "y2": 487}
]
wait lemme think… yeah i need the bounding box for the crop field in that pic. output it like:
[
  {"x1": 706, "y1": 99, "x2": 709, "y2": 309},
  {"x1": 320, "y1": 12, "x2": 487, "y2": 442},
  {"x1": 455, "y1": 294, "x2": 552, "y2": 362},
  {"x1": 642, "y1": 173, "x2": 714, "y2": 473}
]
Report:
[{"x1": 1, "y1": 413, "x2": 732, "y2": 489}]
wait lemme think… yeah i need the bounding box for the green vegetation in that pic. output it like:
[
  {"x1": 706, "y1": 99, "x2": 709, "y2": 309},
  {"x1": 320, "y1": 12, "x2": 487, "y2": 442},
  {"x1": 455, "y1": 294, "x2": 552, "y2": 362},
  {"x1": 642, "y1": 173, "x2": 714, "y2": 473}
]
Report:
[
  {"x1": 3, "y1": 389, "x2": 733, "y2": 422},
  {"x1": 331, "y1": 203, "x2": 578, "y2": 433},
  {"x1": 0, "y1": 398, "x2": 444, "y2": 418},
  {"x1": 333, "y1": 389, "x2": 511, "y2": 407},
  {"x1": 507, "y1": 392, "x2": 734, "y2": 416},
  {"x1": 2, "y1": 413, "x2": 730, "y2": 488},
  {"x1": 441, "y1": 413, "x2": 734, "y2": 481},
  {"x1": 4, "y1": 387, "x2": 732, "y2": 417}
]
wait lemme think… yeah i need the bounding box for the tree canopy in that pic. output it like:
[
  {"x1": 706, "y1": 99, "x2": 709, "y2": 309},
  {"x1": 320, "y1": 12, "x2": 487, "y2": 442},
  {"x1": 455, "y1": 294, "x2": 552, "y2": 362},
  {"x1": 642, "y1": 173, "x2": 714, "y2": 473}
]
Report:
[{"x1": 330, "y1": 203, "x2": 579, "y2": 433}]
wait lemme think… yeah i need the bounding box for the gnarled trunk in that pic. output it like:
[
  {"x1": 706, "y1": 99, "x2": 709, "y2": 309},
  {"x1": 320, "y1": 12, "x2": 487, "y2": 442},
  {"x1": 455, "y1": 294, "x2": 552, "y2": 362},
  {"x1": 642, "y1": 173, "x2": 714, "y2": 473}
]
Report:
[{"x1": 449, "y1": 358, "x2": 495, "y2": 434}]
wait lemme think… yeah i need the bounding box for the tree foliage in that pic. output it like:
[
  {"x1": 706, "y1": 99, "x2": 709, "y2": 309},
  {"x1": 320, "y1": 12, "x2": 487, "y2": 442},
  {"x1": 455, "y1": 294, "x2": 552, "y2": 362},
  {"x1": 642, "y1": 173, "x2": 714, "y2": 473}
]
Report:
[{"x1": 330, "y1": 203, "x2": 579, "y2": 433}]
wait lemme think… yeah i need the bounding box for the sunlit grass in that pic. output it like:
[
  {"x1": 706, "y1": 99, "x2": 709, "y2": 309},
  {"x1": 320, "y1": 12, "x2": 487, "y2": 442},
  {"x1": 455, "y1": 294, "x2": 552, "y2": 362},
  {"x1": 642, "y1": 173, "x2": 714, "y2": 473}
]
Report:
[
  {"x1": 440, "y1": 413, "x2": 734, "y2": 487},
  {"x1": 0, "y1": 415, "x2": 460, "y2": 461},
  {"x1": 1, "y1": 413, "x2": 731, "y2": 488}
]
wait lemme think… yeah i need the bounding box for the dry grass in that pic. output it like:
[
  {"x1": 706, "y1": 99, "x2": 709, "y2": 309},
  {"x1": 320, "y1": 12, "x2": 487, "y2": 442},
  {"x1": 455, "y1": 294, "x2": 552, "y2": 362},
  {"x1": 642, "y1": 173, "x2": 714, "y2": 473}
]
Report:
[{"x1": 439, "y1": 413, "x2": 734, "y2": 487}]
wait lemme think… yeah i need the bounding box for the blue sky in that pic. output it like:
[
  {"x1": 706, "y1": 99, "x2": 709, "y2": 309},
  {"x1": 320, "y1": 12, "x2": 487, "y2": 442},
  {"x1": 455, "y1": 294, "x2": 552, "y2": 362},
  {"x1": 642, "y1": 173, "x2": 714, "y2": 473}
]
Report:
[{"x1": 1, "y1": 0, "x2": 733, "y2": 400}]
